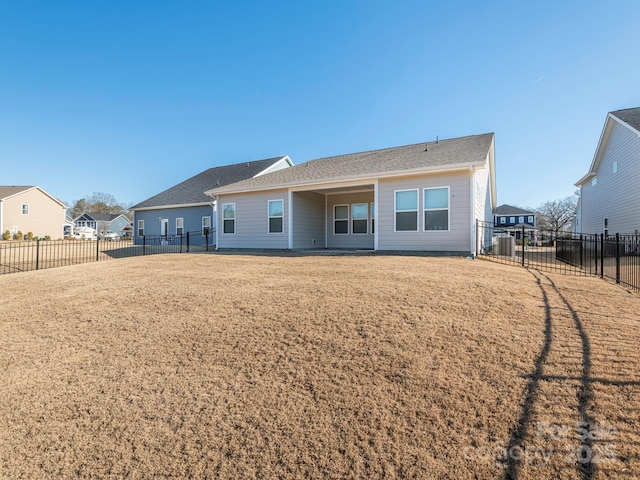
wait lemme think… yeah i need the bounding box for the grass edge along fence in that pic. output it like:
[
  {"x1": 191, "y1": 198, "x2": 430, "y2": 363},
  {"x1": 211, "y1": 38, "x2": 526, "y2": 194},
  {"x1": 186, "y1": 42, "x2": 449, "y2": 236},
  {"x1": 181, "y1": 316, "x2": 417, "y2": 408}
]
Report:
[
  {"x1": 0, "y1": 230, "x2": 214, "y2": 275},
  {"x1": 475, "y1": 220, "x2": 640, "y2": 291}
]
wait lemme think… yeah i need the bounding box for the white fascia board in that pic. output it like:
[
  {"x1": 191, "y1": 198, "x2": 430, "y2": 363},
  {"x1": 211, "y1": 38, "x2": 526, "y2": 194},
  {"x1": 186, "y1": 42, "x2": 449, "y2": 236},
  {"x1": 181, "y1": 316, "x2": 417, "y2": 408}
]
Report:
[
  {"x1": 209, "y1": 162, "x2": 485, "y2": 196},
  {"x1": 254, "y1": 156, "x2": 294, "y2": 177},
  {"x1": 130, "y1": 202, "x2": 212, "y2": 211},
  {"x1": 576, "y1": 113, "x2": 630, "y2": 186}
]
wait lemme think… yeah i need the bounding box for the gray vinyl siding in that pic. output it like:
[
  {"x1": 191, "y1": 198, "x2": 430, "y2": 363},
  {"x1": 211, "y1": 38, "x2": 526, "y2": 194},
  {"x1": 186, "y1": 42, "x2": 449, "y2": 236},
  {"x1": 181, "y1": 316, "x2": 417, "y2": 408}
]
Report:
[
  {"x1": 326, "y1": 192, "x2": 375, "y2": 249},
  {"x1": 217, "y1": 189, "x2": 289, "y2": 249},
  {"x1": 581, "y1": 120, "x2": 640, "y2": 234},
  {"x1": 133, "y1": 205, "x2": 214, "y2": 243},
  {"x1": 292, "y1": 191, "x2": 325, "y2": 249},
  {"x1": 377, "y1": 171, "x2": 472, "y2": 252}
]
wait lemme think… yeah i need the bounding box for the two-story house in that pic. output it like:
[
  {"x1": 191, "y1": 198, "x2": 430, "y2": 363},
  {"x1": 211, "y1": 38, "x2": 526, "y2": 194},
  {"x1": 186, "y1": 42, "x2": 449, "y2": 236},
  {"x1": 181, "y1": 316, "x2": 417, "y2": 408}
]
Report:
[{"x1": 575, "y1": 107, "x2": 640, "y2": 235}]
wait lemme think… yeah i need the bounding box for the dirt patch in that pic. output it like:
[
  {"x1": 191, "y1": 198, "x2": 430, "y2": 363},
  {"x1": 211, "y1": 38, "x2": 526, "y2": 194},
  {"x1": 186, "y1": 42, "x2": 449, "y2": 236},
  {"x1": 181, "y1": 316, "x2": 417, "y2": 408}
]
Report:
[{"x1": 0, "y1": 255, "x2": 638, "y2": 478}]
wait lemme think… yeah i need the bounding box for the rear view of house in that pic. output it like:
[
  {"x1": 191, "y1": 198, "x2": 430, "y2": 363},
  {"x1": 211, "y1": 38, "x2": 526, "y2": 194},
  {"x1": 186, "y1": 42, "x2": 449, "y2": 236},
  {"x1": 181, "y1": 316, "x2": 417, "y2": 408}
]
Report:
[
  {"x1": 576, "y1": 107, "x2": 640, "y2": 235},
  {"x1": 206, "y1": 133, "x2": 496, "y2": 254},
  {"x1": 130, "y1": 156, "x2": 293, "y2": 245},
  {"x1": 0, "y1": 186, "x2": 67, "y2": 239}
]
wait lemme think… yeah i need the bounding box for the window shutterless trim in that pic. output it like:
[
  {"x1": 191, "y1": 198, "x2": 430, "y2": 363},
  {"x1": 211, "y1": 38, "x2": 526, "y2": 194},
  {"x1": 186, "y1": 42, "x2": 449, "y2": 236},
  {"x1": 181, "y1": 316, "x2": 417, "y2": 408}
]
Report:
[
  {"x1": 423, "y1": 186, "x2": 450, "y2": 232},
  {"x1": 176, "y1": 217, "x2": 184, "y2": 235},
  {"x1": 137, "y1": 219, "x2": 144, "y2": 236},
  {"x1": 222, "y1": 203, "x2": 236, "y2": 235},
  {"x1": 267, "y1": 199, "x2": 284, "y2": 234},
  {"x1": 394, "y1": 189, "x2": 419, "y2": 232},
  {"x1": 351, "y1": 203, "x2": 368, "y2": 235},
  {"x1": 333, "y1": 204, "x2": 349, "y2": 235}
]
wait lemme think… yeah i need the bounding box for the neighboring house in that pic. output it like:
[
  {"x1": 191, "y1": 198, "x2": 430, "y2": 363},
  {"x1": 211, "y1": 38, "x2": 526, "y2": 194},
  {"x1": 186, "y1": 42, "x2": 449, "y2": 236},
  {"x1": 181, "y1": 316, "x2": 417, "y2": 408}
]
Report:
[
  {"x1": 494, "y1": 204, "x2": 536, "y2": 228},
  {"x1": 206, "y1": 133, "x2": 496, "y2": 254},
  {"x1": 130, "y1": 156, "x2": 293, "y2": 245},
  {"x1": 493, "y1": 204, "x2": 536, "y2": 241},
  {"x1": 0, "y1": 186, "x2": 67, "y2": 239},
  {"x1": 73, "y1": 212, "x2": 132, "y2": 237},
  {"x1": 575, "y1": 107, "x2": 640, "y2": 235}
]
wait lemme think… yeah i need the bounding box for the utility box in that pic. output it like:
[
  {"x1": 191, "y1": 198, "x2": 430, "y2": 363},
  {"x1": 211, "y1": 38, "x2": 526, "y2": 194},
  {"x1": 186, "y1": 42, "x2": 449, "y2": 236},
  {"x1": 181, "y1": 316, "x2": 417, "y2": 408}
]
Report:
[{"x1": 493, "y1": 235, "x2": 515, "y2": 257}]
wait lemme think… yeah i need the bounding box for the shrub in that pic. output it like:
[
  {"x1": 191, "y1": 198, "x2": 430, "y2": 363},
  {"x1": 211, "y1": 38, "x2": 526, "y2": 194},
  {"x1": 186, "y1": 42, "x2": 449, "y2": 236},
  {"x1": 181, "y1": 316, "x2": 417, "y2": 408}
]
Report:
[
  {"x1": 44, "y1": 235, "x2": 52, "y2": 241},
  {"x1": 13, "y1": 230, "x2": 23, "y2": 241},
  {"x1": 2, "y1": 230, "x2": 10, "y2": 241},
  {"x1": 27, "y1": 232, "x2": 35, "y2": 241}
]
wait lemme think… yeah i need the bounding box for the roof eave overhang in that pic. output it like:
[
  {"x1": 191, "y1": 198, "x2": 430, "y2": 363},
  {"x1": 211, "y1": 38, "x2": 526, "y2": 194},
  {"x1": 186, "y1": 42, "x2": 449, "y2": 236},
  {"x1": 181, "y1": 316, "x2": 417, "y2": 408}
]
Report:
[
  {"x1": 130, "y1": 202, "x2": 214, "y2": 212},
  {"x1": 206, "y1": 161, "x2": 487, "y2": 196},
  {"x1": 577, "y1": 112, "x2": 640, "y2": 187},
  {"x1": 2, "y1": 186, "x2": 67, "y2": 208}
]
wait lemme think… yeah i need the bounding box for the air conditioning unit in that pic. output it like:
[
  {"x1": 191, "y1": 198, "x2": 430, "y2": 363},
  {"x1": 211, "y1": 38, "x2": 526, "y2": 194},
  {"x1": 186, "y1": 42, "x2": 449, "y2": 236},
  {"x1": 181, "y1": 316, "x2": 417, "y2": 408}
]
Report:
[{"x1": 493, "y1": 235, "x2": 515, "y2": 257}]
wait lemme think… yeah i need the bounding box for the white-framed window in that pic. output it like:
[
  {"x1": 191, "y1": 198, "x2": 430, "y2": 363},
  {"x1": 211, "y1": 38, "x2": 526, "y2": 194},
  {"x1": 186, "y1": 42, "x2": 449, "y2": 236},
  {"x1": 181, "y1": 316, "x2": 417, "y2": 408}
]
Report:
[
  {"x1": 176, "y1": 218, "x2": 184, "y2": 235},
  {"x1": 500, "y1": 217, "x2": 506, "y2": 224},
  {"x1": 423, "y1": 187, "x2": 449, "y2": 231},
  {"x1": 603, "y1": 217, "x2": 609, "y2": 236},
  {"x1": 21, "y1": 204, "x2": 29, "y2": 215},
  {"x1": 518, "y1": 216, "x2": 524, "y2": 223},
  {"x1": 268, "y1": 199, "x2": 284, "y2": 234},
  {"x1": 202, "y1": 216, "x2": 212, "y2": 236},
  {"x1": 137, "y1": 220, "x2": 144, "y2": 236},
  {"x1": 371, "y1": 203, "x2": 375, "y2": 234},
  {"x1": 613, "y1": 162, "x2": 618, "y2": 174},
  {"x1": 222, "y1": 204, "x2": 235, "y2": 234},
  {"x1": 334, "y1": 205, "x2": 349, "y2": 234},
  {"x1": 510, "y1": 216, "x2": 516, "y2": 224},
  {"x1": 395, "y1": 189, "x2": 418, "y2": 232},
  {"x1": 352, "y1": 203, "x2": 368, "y2": 234},
  {"x1": 592, "y1": 177, "x2": 597, "y2": 186},
  {"x1": 528, "y1": 215, "x2": 534, "y2": 223}
]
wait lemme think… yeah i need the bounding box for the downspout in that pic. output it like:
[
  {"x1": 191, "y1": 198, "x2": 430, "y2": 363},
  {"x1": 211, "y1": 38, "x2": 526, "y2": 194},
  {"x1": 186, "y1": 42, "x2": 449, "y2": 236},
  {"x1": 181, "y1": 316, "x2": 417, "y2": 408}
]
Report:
[
  {"x1": 209, "y1": 196, "x2": 219, "y2": 250},
  {"x1": 373, "y1": 180, "x2": 379, "y2": 251},
  {"x1": 287, "y1": 189, "x2": 293, "y2": 249},
  {"x1": 470, "y1": 166, "x2": 476, "y2": 257}
]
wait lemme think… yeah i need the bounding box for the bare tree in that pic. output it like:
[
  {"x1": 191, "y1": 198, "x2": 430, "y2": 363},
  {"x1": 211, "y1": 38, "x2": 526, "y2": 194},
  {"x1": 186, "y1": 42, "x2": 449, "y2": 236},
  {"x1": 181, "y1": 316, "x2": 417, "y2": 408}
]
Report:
[
  {"x1": 534, "y1": 195, "x2": 578, "y2": 234},
  {"x1": 69, "y1": 192, "x2": 130, "y2": 218}
]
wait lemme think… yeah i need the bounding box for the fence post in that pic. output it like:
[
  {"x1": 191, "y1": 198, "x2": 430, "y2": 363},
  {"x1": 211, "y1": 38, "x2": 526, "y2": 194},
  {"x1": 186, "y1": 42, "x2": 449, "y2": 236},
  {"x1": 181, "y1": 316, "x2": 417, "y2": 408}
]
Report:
[
  {"x1": 179, "y1": 234, "x2": 183, "y2": 253},
  {"x1": 600, "y1": 234, "x2": 604, "y2": 278},
  {"x1": 36, "y1": 239, "x2": 40, "y2": 270},
  {"x1": 206, "y1": 230, "x2": 209, "y2": 252},
  {"x1": 96, "y1": 238, "x2": 100, "y2": 262},
  {"x1": 142, "y1": 236, "x2": 146, "y2": 256},
  {"x1": 594, "y1": 234, "x2": 598, "y2": 275},
  {"x1": 186, "y1": 232, "x2": 190, "y2": 253},
  {"x1": 579, "y1": 234, "x2": 584, "y2": 268},
  {"x1": 616, "y1": 233, "x2": 621, "y2": 284},
  {"x1": 475, "y1": 219, "x2": 479, "y2": 257},
  {"x1": 521, "y1": 225, "x2": 525, "y2": 267}
]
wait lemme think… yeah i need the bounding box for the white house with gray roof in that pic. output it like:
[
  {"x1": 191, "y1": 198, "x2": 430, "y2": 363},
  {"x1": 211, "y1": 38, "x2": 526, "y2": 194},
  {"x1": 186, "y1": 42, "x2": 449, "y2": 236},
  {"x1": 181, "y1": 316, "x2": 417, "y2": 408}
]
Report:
[
  {"x1": 575, "y1": 107, "x2": 640, "y2": 235},
  {"x1": 206, "y1": 133, "x2": 496, "y2": 254},
  {"x1": 130, "y1": 156, "x2": 292, "y2": 245}
]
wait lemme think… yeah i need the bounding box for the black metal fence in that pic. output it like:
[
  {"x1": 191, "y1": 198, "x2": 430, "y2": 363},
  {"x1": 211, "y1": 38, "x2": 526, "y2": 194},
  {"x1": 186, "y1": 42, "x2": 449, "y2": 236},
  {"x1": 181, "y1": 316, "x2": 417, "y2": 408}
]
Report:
[
  {"x1": 476, "y1": 220, "x2": 640, "y2": 291},
  {"x1": 0, "y1": 230, "x2": 213, "y2": 275}
]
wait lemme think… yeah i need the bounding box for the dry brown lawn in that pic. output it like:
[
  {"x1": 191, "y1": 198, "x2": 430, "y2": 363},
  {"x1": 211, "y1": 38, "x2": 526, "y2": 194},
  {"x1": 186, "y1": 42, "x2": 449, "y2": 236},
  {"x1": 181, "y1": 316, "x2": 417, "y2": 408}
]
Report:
[{"x1": 0, "y1": 254, "x2": 639, "y2": 479}]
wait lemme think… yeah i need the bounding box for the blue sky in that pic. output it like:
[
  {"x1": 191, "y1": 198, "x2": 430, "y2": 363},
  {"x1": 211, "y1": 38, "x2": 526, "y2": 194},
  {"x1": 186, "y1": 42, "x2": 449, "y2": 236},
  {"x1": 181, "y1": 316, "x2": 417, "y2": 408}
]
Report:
[{"x1": 1, "y1": 1, "x2": 639, "y2": 209}]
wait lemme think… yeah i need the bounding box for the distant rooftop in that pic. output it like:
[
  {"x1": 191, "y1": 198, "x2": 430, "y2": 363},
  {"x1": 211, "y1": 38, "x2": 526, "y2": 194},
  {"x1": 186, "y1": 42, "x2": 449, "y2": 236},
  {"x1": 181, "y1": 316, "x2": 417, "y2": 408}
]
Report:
[
  {"x1": 495, "y1": 204, "x2": 534, "y2": 215},
  {"x1": 611, "y1": 107, "x2": 640, "y2": 132},
  {"x1": 131, "y1": 156, "x2": 289, "y2": 210}
]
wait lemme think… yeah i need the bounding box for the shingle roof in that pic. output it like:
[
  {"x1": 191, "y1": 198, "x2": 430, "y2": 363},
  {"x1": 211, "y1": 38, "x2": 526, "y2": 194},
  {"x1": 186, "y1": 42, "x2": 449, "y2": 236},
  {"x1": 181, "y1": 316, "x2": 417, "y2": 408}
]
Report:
[
  {"x1": 80, "y1": 212, "x2": 123, "y2": 222},
  {"x1": 131, "y1": 157, "x2": 288, "y2": 210},
  {"x1": 207, "y1": 133, "x2": 494, "y2": 195},
  {"x1": 0, "y1": 186, "x2": 35, "y2": 199},
  {"x1": 495, "y1": 204, "x2": 534, "y2": 215},
  {"x1": 611, "y1": 107, "x2": 640, "y2": 132}
]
